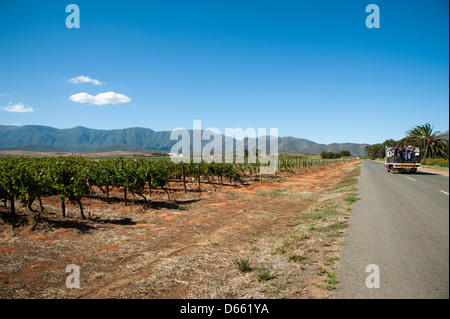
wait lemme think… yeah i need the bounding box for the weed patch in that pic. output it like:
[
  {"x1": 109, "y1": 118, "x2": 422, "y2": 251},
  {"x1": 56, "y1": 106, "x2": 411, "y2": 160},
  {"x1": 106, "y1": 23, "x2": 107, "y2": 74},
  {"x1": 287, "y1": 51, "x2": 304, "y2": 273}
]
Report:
[{"x1": 234, "y1": 259, "x2": 252, "y2": 273}]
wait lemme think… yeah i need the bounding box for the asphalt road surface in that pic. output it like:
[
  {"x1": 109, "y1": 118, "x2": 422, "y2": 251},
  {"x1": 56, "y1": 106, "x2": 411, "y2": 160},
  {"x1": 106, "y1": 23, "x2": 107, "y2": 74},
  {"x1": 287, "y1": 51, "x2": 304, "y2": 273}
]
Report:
[{"x1": 332, "y1": 160, "x2": 449, "y2": 299}]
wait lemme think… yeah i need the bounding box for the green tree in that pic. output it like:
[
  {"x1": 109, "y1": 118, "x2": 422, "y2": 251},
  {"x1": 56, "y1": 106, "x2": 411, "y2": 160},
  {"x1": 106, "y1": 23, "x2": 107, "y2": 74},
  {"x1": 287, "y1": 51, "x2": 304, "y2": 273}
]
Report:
[
  {"x1": 338, "y1": 150, "x2": 351, "y2": 157},
  {"x1": 405, "y1": 123, "x2": 447, "y2": 162},
  {"x1": 365, "y1": 144, "x2": 384, "y2": 160},
  {"x1": 382, "y1": 139, "x2": 397, "y2": 148}
]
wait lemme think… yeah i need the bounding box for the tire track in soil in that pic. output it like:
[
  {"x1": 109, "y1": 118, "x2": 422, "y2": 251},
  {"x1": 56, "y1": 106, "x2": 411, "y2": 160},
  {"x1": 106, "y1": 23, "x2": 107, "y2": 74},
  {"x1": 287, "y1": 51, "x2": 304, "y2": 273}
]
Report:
[
  {"x1": 8, "y1": 206, "x2": 245, "y2": 288},
  {"x1": 73, "y1": 191, "x2": 312, "y2": 298},
  {"x1": 72, "y1": 208, "x2": 251, "y2": 298}
]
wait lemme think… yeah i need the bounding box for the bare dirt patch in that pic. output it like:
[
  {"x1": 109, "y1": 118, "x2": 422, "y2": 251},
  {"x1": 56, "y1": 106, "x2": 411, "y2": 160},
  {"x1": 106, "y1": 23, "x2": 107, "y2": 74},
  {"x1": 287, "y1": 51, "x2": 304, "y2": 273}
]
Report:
[
  {"x1": 0, "y1": 160, "x2": 361, "y2": 299},
  {"x1": 418, "y1": 167, "x2": 449, "y2": 176}
]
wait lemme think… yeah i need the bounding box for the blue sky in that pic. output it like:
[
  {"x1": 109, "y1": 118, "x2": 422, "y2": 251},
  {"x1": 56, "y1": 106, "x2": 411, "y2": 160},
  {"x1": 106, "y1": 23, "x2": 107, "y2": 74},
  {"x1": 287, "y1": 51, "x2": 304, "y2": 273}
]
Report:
[{"x1": 0, "y1": 0, "x2": 448, "y2": 144}]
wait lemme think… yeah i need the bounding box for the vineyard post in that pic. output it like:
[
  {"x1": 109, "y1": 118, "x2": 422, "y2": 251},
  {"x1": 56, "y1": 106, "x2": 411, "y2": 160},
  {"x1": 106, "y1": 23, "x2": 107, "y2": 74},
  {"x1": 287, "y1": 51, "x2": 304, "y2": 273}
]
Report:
[
  {"x1": 9, "y1": 186, "x2": 16, "y2": 226},
  {"x1": 60, "y1": 197, "x2": 66, "y2": 218},
  {"x1": 148, "y1": 175, "x2": 152, "y2": 198},
  {"x1": 61, "y1": 168, "x2": 67, "y2": 217},
  {"x1": 277, "y1": 159, "x2": 280, "y2": 177},
  {"x1": 197, "y1": 164, "x2": 201, "y2": 191},
  {"x1": 181, "y1": 163, "x2": 186, "y2": 193}
]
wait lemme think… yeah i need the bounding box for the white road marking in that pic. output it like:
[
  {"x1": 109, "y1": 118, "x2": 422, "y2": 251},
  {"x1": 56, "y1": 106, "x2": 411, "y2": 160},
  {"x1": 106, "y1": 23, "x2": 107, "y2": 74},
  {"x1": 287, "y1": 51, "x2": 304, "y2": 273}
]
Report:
[
  {"x1": 404, "y1": 176, "x2": 416, "y2": 181},
  {"x1": 440, "y1": 190, "x2": 449, "y2": 195}
]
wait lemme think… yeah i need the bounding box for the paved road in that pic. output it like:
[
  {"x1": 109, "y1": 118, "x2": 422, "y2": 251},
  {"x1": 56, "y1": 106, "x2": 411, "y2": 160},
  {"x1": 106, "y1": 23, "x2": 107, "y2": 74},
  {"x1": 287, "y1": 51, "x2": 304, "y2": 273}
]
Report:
[{"x1": 332, "y1": 159, "x2": 449, "y2": 299}]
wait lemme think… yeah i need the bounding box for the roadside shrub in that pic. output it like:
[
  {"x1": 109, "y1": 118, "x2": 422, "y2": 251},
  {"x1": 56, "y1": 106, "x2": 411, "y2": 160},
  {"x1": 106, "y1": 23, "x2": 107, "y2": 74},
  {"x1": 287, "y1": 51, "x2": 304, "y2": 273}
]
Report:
[
  {"x1": 320, "y1": 151, "x2": 342, "y2": 159},
  {"x1": 425, "y1": 158, "x2": 449, "y2": 167}
]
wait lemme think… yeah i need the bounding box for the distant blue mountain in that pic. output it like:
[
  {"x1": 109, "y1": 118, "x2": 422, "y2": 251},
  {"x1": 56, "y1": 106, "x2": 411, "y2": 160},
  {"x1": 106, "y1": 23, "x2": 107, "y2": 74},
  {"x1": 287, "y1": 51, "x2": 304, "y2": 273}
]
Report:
[{"x1": 0, "y1": 125, "x2": 370, "y2": 156}]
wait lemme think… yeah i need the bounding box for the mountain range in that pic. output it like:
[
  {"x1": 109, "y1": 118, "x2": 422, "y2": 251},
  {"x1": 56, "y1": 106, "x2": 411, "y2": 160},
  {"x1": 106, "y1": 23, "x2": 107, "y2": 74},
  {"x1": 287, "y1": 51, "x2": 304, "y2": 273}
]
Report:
[{"x1": 0, "y1": 125, "x2": 369, "y2": 156}]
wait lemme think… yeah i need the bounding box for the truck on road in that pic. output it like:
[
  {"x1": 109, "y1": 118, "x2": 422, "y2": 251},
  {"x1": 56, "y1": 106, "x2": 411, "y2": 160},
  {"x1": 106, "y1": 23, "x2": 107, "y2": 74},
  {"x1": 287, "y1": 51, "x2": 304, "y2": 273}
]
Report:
[{"x1": 385, "y1": 146, "x2": 421, "y2": 174}]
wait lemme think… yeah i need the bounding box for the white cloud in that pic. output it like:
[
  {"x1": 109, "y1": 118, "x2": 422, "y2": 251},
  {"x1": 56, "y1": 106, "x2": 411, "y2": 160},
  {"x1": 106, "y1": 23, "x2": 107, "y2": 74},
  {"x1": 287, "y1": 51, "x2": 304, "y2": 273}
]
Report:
[
  {"x1": 1, "y1": 102, "x2": 34, "y2": 113},
  {"x1": 68, "y1": 75, "x2": 105, "y2": 85},
  {"x1": 68, "y1": 92, "x2": 131, "y2": 105},
  {"x1": 0, "y1": 93, "x2": 7, "y2": 96}
]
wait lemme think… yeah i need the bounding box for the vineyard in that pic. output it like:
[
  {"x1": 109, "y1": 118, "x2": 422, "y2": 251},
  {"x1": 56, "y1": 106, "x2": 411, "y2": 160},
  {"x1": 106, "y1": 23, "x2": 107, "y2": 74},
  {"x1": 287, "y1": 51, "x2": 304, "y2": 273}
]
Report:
[
  {"x1": 0, "y1": 155, "x2": 360, "y2": 299},
  {"x1": 0, "y1": 156, "x2": 348, "y2": 231}
]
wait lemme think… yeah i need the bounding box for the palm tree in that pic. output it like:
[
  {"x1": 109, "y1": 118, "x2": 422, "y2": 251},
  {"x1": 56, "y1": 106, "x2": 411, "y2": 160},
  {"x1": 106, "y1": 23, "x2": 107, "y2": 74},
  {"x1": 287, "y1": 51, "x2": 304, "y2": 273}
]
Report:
[{"x1": 405, "y1": 123, "x2": 447, "y2": 162}]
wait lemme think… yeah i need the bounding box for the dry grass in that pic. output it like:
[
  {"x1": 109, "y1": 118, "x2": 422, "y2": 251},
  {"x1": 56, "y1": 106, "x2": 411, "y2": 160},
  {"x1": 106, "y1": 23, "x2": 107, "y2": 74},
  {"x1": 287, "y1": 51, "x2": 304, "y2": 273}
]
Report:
[{"x1": 0, "y1": 160, "x2": 362, "y2": 299}]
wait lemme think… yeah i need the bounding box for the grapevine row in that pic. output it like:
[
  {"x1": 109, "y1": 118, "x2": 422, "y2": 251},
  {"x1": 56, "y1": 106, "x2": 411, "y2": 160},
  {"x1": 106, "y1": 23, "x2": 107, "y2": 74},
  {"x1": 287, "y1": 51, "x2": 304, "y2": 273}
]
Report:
[{"x1": 0, "y1": 156, "x2": 348, "y2": 230}]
